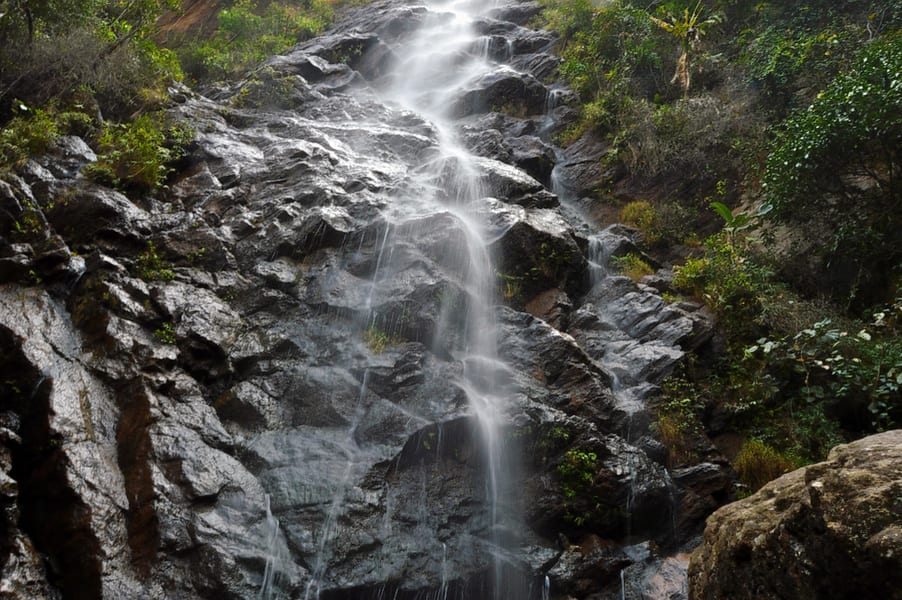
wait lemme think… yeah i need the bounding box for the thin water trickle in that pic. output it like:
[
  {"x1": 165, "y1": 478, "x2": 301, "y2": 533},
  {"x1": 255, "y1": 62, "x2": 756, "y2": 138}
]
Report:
[
  {"x1": 588, "y1": 234, "x2": 612, "y2": 285},
  {"x1": 304, "y1": 459, "x2": 354, "y2": 600},
  {"x1": 439, "y1": 542, "x2": 449, "y2": 600},
  {"x1": 259, "y1": 494, "x2": 288, "y2": 600},
  {"x1": 304, "y1": 368, "x2": 371, "y2": 599}
]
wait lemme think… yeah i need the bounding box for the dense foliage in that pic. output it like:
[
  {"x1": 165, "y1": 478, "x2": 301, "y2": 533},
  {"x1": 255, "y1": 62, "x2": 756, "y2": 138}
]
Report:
[
  {"x1": 539, "y1": 0, "x2": 901, "y2": 489},
  {"x1": 0, "y1": 0, "x2": 355, "y2": 192},
  {"x1": 764, "y1": 35, "x2": 901, "y2": 305},
  {"x1": 173, "y1": 0, "x2": 340, "y2": 83}
]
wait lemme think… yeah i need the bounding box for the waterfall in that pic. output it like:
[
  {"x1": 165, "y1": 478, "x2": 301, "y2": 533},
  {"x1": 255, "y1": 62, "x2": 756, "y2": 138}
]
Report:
[
  {"x1": 377, "y1": 0, "x2": 518, "y2": 594},
  {"x1": 303, "y1": 0, "x2": 524, "y2": 595}
]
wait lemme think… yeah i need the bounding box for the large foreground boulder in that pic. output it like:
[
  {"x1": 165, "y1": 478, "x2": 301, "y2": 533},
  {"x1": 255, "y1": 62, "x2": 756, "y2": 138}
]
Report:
[{"x1": 688, "y1": 430, "x2": 902, "y2": 600}]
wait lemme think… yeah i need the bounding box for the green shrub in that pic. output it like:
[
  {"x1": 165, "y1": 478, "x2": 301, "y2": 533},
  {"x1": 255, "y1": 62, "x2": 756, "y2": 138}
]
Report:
[
  {"x1": 673, "y1": 232, "x2": 772, "y2": 329},
  {"x1": 541, "y1": 0, "x2": 670, "y2": 140},
  {"x1": 0, "y1": 103, "x2": 60, "y2": 166},
  {"x1": 85, "y1": 114, "x2": 193, "y2": 192},
  {"x1": 611, "y1": 252, "x2": 654, "y2": 282},
  {"x1": 763, "y1": 34, "x2": 902, "y2": 304},
  {"x1": 655, "y1": 371, "x2": 706, "y2": 467},
  {"x1": 733, "y1": 438, "x2": 796, "y2": 493},
  {"x1": 619, "y1": 200, "x2": 661, "y2": 242},
  {"x1": 154, "y1": 322, "x2": 177, "y2": 344},
  {"x1": 363, "y1": 325, "x2": 401, "y2": 354},
  {"x1": 557, "y1": 448, "x2": 597, "y2": 499},
  {"x1": 135, "y1": 242, "x2": 175, "y2": 281},
  {"x1": 745, "y1": 314, "x2": 902, "y2": 432},
  {"x1": 176, "y1": 0, "x2": 336, "y2": 83}
]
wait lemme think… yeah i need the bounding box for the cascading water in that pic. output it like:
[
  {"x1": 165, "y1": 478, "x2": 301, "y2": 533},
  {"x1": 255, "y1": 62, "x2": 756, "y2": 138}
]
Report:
[
  {"x1": 302, "y1": 0, "x2": 529, "y2": 596},
  {"x1": 377, "y1": 0, "x2": 523, "y2": 594}
]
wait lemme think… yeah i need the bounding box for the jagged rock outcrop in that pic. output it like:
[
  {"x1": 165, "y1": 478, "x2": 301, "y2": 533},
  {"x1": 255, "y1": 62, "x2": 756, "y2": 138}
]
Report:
[
  {"x1": 688, "y1": 430, "x2": 902, "y2": 600},
  {"x1": 0, "y1": 0, "x2": 725, "y2": 598}
]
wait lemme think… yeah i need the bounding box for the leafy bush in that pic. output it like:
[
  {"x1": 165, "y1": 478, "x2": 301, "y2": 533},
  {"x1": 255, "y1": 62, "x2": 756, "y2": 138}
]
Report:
[
  {"x1": 619, "y1": 200, "x2": 661, "y2": 242},
  {"x1": 611, "y1": 252, "x2": 654, "y2": 282},
  {"x1": 176, "y1": 0, "x2": 336, "y2": 83},
  {"x1": 765, "y1": 36, "x2": 901, "y2": 213},
  {"x1": 673, "y1": 231, "x2": 772, "y2": 332},
  {"x1": 84, "y1": 114, "x2": 193, "y2": 192},
  {"x1": 0, "y1": 0, "x2": 183, "y2": 119},
  {"x1": 745, "y1": 314, "x2": 902, "y2": 432},
  {"x1": 135, "y1": 242, "x2": 176, "y2": 281},
  {"x1": 655, "y1": 372, "x2": 705, "y2": 466},
  {"x1": 0, "y1": 103, "x2": 60, "y2": 166},
  {"x1": 733, "y1": 438, "x2": 796, "y2": 493},
  {"x1": 763, "y1": 34, "x2": 902, "y2": 303},
  {"x1": 541, "y1": 0, "x2": 670, "y2": 139}
]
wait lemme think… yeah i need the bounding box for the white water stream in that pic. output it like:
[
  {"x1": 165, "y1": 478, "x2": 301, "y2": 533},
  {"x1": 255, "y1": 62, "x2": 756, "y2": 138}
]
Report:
[{"x1": 296, "y1": 0, "x2": 523, "y2": 597}]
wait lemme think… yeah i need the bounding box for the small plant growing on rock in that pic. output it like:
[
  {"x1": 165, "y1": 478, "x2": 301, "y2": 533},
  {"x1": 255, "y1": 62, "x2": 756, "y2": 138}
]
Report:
[
  {"x1": 154, "y1": 322, "x2": 177, "y2": 345},
  {"x1": 136, "y1": 242, "x2": 175, "y2": 282},
  {"x1": 612, "y1": 252, "x2": 654, "y2": 282},
  {"x1": 619, "y1": 200, "x2": 661, "y2": 243},
  {"x1": 363, "y1": 326, "x2": 400, "y2": 354},
  {"x1": 84, "y1": 114, "x2": 193, "y2": 192},
  {"x1": 0, "y1": 102, "x2": 59, "y2": 167},
  {"x1": 231, "y1": 67, "x2": 301, "y2": 109},
  {"x1": 496, "y1": 272, "x2": 523, "y2": 302},
  {"x1": 655, "y1": 373, "x2": 705, "y2": 467},
  {"x1": 557, "y1": 449, "x2": 597, "y2": 499},
  {"x1": 733, "y1": 438, "x2": 795, "y2": 494}
]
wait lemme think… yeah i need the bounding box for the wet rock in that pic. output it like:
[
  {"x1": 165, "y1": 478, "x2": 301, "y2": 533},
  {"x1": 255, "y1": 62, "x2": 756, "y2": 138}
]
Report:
[
  {"x1": 571, "y1": 273, "x2": 714, "y2": 388},
  {"x1": 496, "y1": 308, "x2": 618, "y2": 427},
  {"x1": 508, "y1": 135, "x2": 556, "y2": 184},
  {"x1": 474, "y1": 156, "x2": 557, "y2": 208},
  {"x1": 670, "y1": 462, "x2": 734, "y2": 539},
  {"x1": 557, "y1": 132, "x2": 612, "y2": 198},
  {"x1": 487, "y1": 201, "x2": 585, "y2": 299},
  {"x1": 0, "y1": 0, "x2": 733, "y2": 596},
  {"x1": 0, "y1": 288, "x2": 142, "y2": 598},
  {"x1": 487, "y1": 1, "x2": 544, "y2": 26},
  {"x1": 46, "y1": 184, "x2": 151, "y2": 251},
  {"x1": 41, "y1": 136, "x2": 97, "y2": 179},
  {"x1": 510, "y1": 52, "x2": 564, "y2": 81},
  {"x1": 151, "y1": 282, "x2": 242, "y2": 382},
  {"x1": 548, "y1": 541, "x2": 635, "y2": 597},
  {"x1": 689, "y1": 430, "x2": 902, "y2": 600},
  {"x1": 451, "y1": 68, "x2": 549, "y2": 118},
  {"x1": 523, "y1": 288, "x2": 572, "y2": 329}
]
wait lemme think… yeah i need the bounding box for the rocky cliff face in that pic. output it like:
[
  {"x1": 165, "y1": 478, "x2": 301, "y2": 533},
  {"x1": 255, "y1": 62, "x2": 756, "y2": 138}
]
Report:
[
  {"x1": 689, "y1": 430, "x2": 902, "y2": 600},
  {"x1": 0, "y1": 1, "x2": 726, "y2": 598}
]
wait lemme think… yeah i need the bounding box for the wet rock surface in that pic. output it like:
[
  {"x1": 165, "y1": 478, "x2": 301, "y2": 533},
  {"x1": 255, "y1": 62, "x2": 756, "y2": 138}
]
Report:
[
  {"x1": 689, "y1": 430, "x2": 902, "y2": 600},
  {"x1": 0, "y1": 1, "x2": 728, "y2": 598}
]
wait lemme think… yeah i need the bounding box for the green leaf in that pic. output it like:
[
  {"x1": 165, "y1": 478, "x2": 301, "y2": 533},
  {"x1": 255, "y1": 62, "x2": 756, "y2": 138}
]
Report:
[{"x1": 710, "y1": 201, "x2": 734, "y2": 225}]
